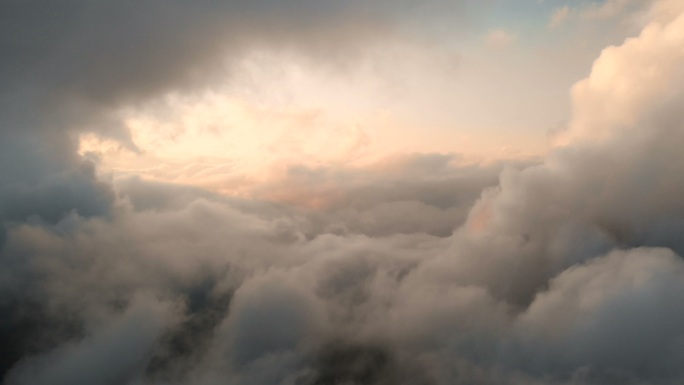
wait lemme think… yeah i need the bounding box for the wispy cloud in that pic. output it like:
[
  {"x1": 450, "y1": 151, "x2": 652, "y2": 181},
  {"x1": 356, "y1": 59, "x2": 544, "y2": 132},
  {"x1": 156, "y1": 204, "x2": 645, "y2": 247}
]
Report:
[
  {"x1": 484, "y1": 29, "x2": 517, "y2": 48},
  {"x1": 548, "y1": 0, "x2": 640, "y2": 28},
  {"x1": 548, "y1": 5, "x2": 571, "y2": 28}
]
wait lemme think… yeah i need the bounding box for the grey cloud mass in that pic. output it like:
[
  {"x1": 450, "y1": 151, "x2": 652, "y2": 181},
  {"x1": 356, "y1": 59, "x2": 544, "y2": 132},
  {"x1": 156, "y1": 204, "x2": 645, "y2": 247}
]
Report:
[{"x1": 2, "y1": 1, "x2": 684, "y2": 385}]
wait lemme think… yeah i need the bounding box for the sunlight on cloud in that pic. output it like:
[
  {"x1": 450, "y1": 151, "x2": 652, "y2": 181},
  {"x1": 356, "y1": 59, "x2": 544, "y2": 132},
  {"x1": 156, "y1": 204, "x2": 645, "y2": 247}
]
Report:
[
  {"x1": 6, "y1": 0, "x2": 684, "y2": 384},
  {"x1": 78, "y1": 47, "x2": 542, "y2": 195},
  {"x1": 79, "y1": 92, "x2": 373, "y2": 195},
  {"x1": 552, "y1": 5, "x2": 684, "y2": 146}
]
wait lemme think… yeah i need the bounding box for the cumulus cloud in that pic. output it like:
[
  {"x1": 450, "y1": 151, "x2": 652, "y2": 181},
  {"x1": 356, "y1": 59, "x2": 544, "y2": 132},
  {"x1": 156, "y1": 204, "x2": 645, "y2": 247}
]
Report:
[
  {"x1": 3, "y1": 0, "x2": 684, "y2": 385},
  {"x1": 5, "y1": 295, "x2": 178, "y2": 385}
]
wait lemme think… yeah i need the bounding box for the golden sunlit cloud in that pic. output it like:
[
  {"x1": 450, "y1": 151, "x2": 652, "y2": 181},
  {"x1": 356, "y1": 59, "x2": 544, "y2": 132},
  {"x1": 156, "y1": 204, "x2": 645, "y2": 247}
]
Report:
[{"x1": 79, "y1": 50, "x2": 544, "y2": 196}]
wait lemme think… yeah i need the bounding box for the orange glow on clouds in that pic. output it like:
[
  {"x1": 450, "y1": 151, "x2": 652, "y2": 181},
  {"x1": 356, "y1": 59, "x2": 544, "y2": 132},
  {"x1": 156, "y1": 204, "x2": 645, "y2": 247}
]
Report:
[{"x1": 79, "y1": 50, "x2": 547, "y2": 198}]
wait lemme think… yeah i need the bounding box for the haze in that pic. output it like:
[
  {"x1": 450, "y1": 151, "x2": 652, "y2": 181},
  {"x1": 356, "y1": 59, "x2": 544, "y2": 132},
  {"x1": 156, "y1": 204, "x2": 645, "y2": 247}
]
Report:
[{"x1": 2, "y1": 1, "x2": 684, "y2": 384}]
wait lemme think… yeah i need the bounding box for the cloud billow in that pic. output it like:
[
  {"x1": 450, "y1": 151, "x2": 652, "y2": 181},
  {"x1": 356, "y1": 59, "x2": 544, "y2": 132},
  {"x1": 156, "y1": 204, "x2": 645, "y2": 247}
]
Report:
[{"x1": 2, "y1": 1, "x2": 684, "y2": 384}]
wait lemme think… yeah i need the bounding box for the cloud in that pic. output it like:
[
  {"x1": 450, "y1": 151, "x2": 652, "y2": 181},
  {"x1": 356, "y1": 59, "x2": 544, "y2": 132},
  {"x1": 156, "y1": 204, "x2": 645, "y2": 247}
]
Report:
[
  {"x1": 0, "y1": 0, "x2": 468, "y2": 109},
  {"x1": 512, "y1": 248, "x2": 684, "y2": 382},
  {"x1": 549, "y1": 6, "x2": 571, "y2": 28},
  {"x1": 4, "y1": 294, "x2": 179, "y2": 385},
  {"x1": 649, "y1": 0, "x2": 684, "y2": 23},
  {"x1": 484, "y1": 29, "x2": 517, "y2": 48},
  {"x1": 0, "y1": 0, "x2": 467, "y2": 230},
  {"x1": 2, "y1": 0, "x2": 684, "y2": 385}
]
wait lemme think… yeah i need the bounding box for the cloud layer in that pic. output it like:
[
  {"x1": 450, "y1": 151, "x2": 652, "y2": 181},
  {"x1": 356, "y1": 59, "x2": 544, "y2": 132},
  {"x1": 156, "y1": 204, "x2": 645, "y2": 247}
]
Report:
[{"x1": 2, "y1": 1, "x2": 684, "y2": 384}]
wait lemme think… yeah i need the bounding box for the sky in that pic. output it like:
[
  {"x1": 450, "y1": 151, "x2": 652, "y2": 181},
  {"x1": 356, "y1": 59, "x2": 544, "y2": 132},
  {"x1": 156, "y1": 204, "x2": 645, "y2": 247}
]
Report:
[
  {"x1": 2, "y1": 0, "x2": 684, "y2": 384},
  {"x1": 74, "y1": 0, "x2": 650, "y2": 193}
]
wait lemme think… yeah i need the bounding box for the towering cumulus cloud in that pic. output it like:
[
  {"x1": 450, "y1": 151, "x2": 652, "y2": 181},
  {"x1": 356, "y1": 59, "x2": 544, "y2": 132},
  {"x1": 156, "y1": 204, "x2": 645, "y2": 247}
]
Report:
[{"x1": 1, "y1": 0, "x2": 684, "y2": 384}]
